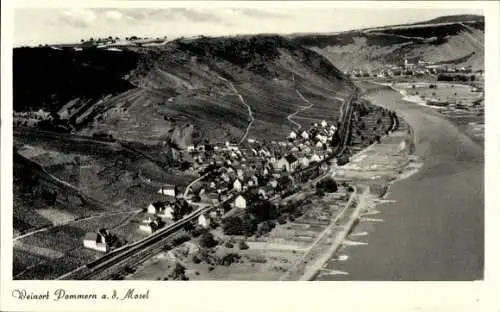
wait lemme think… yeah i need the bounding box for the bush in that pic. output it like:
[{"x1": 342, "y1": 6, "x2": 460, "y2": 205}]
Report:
[
  {"x1": 199, "y1": 231, "x2": 218, "y2": 248},
  {"x1": 217, "y1": 253, "x2": 241, "y2": 266},
  {"x1": 172, "y1": 234, "x2": 191, "y2": 246},
  {"x1": 277, "y1": 215, "x2": 287, "y2": 224},
  {"x1": 192, "y1": 255, "x2": 202, "y2": 264},
  {"x1": 224, "y1": 242, "x2": 234, "y2": 248},
  {"x1": 238, "y1": 240, "x2": 249, "y2": 250},
  {"x1": 222, "y1": 216, "x2": 243, "y2": 235},
  {"x1": 169, "y1": 263, "x2": 188, "y2": 280},
  {"x1": 316, "y1": 177, "x2": 338, "y2": 193}
]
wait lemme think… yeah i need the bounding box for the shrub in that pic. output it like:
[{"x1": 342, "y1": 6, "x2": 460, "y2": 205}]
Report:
[
  {"x1": 316, "y1": 177, "x2": 338, "y2": 193},
  {"x1": 169, "y1": 263, "x2": 188, "y2": 280},
  {"x1": 238, "y1": 240, "x2": 249, "y2": 250},
  {"x1": 192, "y1": 255, "x2": 202, "y2": 264},
  {"x1": 222, "y1": 216, "x2": 244, "y2": 235},
  {"x1": 217, "y1": 253, "x2": 241, "y2": 266},
  {"x1": 172, "y1": 234, "x2": 191, "y2": 246},
  {"x1": 224, "y1": 242, "x2": 234, "y2": 248},
  {"x1": 199, "y1": 231, "x2": 218, "y2": 248},
  {"x1": 277, "y1": 215, "x2": 287, "y2": 224}
]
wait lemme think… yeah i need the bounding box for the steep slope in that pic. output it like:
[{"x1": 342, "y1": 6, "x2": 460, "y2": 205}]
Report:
[
  {"x1": 291, "y1": 15, "x2": 484, "y2": 72},
  {"x1": 14, "y1": 35, "x2": 354, "y2": 147}
]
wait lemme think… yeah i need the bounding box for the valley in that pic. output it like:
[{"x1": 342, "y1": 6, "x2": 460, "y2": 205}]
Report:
[{"x1": 12, "y1": 13, "x2": 484, "y2": 281}]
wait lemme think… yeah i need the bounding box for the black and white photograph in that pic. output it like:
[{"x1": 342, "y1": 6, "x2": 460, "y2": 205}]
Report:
[{"x1": 1, "y1": 1, "x2": 499, "y2": 311}]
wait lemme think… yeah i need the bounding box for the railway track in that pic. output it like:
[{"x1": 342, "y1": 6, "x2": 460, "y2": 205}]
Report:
[{"x1": 63, "y1": 206, "x2": 212, "y2": 280}]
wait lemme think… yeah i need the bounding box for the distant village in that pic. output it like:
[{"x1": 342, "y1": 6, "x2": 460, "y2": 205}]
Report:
[
  {"x1": 83, "y1": 119, "x2": 344, "y2": 252},
  {"x1": 348, "y1": 58, "x2": 483, "y2": 79}
]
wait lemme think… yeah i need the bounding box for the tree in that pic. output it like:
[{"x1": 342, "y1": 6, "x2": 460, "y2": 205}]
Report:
[
  {"x1": 169, "y1": 263, "x2": 188, "y2": 280},
  {"x1": 238, "y1": 240, "x2": 249, "y2": 250},
  {"x1": 222, "y1": 216, "x2": 243, "y2": 235},
  {"x1": 199, "y1": 231, "x2": 218, "y2": 248}
]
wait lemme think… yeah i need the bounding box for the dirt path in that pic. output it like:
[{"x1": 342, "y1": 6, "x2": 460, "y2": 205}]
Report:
[
  {"x1": 216, "y1": 75, "x2": 254, "y2": 143},
  {"x1": 286, "y1": 90, "x2": 315, "y2": 131}
]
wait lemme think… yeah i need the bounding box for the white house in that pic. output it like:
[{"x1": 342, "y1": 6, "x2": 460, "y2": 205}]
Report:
[
  {"x1": 321, "y1": 120, "x2": 328, "y2": 128},
  {"x1": 233, "y1": 195, "x2": 247, "y2": 209},
  {"x1": 209, "y1": 181, "x2": 216, "y2": 189},
  {"x1": 83, "y1": 232, "x2": 108, "y2": 252},
  {"x1": 230, "y1": 151, "x2": 238, "y2": 159},
  {"x1": 198, "y1": 214, "x2": 211, "y2": 228},
  {"x1": 299, "y1": 157, "x2": 310, "y2": 168},
  {"x1": 158, "y1": 185, "x2": 177, "y2": 197},
  {"x1": 310, "y1": 154, "x2": 321, "y2": 163},
  {"x1": 187, "y1": 145, "x2": 195, "y2": 152},
  {"x1": 148, "y1": 201, "x2": 166, "y2": 214},
  {"x1": 269, "y1": 180, "x2": 278, "y2": 189},
  {"x1": 262, "y1": 167, "x2": 269, "y2": 176},
  {"x1": 258, "y1": 188, "x2": 267, "y2": 198},
  {"x1": 289, "y1": 131, "x2": 297, "y2": 140},
  {"x1": 139, "y1": 217, "x2": 162, "y2": 234},
  {"x1": 275, "y1": 154, "x2": 299, "y2": 172},
  {"x1": 247, "y1": 138, "x2": 256, "y2": 144},
  {"x1": 233, "y1": 179, "x2": 242, "y2": 192},
  {"x1": 236, "y1": 169, "x2": 244, "y2": 179},
  {"x1": 301, "y1": 131, "x2": 309, "y2": 140},
  {"x1": 316, "y1": 134, "x2": 327, "y2": 144},
  {"x1": 316, "y1": 141, "x2": 324, "y2": 148},
  {"x1": 158, "y1": 205, "x2": 175, "y2": 219}
]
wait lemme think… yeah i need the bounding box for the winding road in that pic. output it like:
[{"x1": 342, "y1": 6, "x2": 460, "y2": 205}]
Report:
[{"x1": 286, "y1": 90, "x2": 315, "y2": 131}]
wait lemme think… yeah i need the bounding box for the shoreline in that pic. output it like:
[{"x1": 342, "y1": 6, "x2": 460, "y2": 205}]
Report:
[{"x1": 303, "y1": 111, "x2": 419, "y2": 280}]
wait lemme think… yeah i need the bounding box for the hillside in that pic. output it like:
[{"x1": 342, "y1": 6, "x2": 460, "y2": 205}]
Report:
[
  {"x1": 14, "y1": 35, "x2": 354, "y2": 148},
  {"x1": 290, "y1": 15, "x2": 484, "y2": 72}
]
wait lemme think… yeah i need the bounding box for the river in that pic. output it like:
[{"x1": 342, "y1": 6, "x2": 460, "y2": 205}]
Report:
[{"x1": 318, "y1": 85, "x2": 484, "y2": 281}]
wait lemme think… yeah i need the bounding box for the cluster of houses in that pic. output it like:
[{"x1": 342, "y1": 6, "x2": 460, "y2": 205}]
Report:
[
  {"x1": 83, "y1": 119, "x2": 341, "y2": 252},
  {"x1": 349, "y1": 58, "x2": 479, "y2": 79}
]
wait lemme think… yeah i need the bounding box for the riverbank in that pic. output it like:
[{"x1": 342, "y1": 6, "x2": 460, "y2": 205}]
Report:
[{"x1": 317, "y1": 84, "x2": 483, "y2": 280}]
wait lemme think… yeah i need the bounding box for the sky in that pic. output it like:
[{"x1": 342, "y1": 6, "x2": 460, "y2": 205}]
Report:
[{"x1": 13, "y1": 7, "x2": 483, "y2": 46}]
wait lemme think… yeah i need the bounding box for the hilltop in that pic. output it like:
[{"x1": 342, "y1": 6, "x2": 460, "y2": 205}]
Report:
[
  {"x1": 14, "y1": 35, "x2": 354, "y2": 149},
  {"x1": 290, "y1": 14, "x2": 484, "y2": 72}
]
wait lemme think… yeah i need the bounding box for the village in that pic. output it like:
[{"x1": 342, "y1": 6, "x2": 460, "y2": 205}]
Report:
[
  {"x1": 82, "y1": 118, "x2": 348, "y2": 253},
  {"x1": 348, "y1": 57, "x2": 484, "y2": 82}
]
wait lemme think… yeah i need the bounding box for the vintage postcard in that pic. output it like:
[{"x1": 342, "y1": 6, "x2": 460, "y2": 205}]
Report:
[{"x1": 1, "y1": 1, "x2": 499, "y2": 311}]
